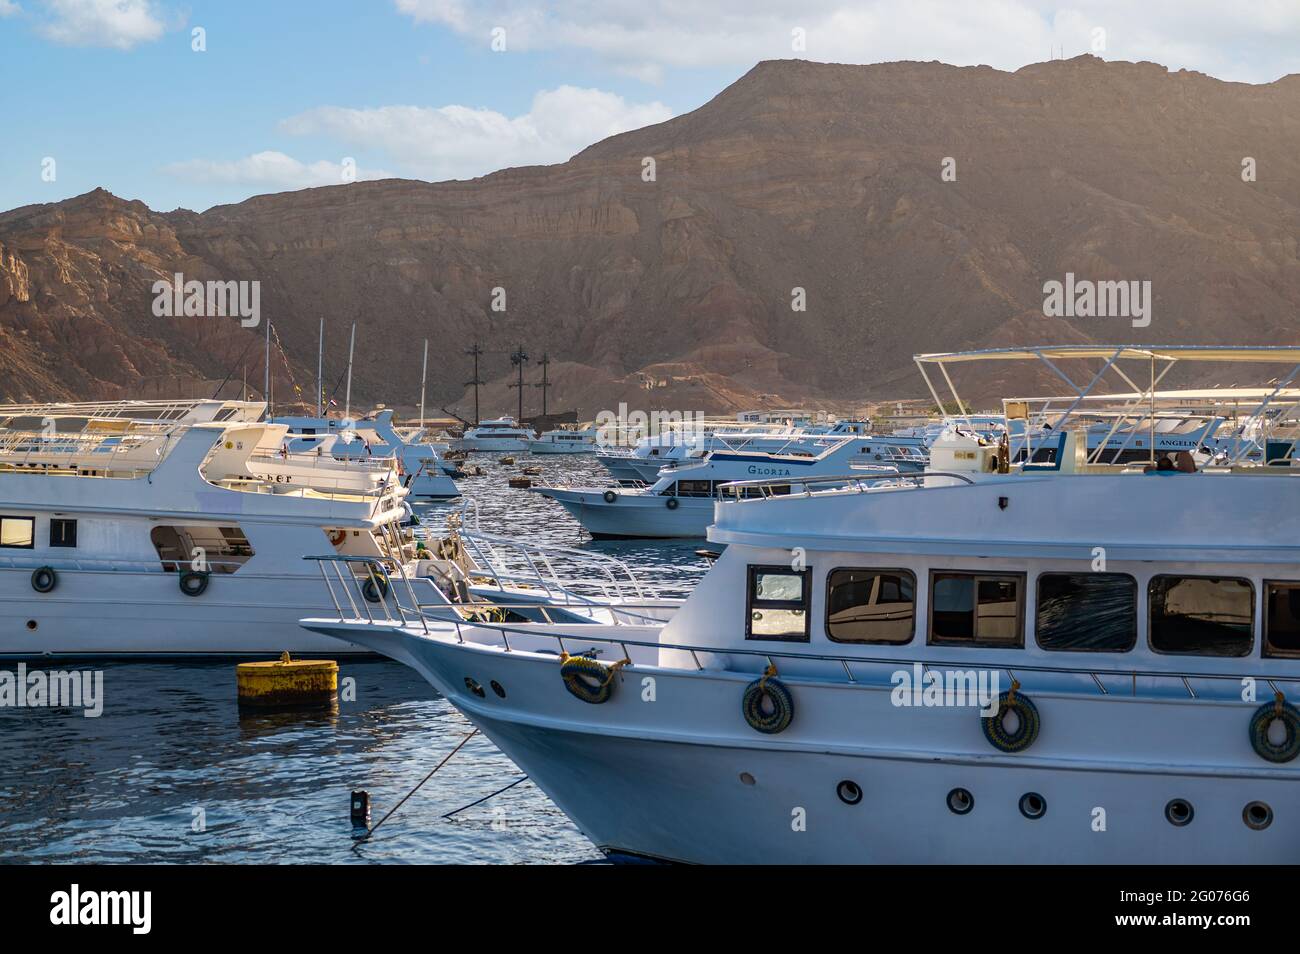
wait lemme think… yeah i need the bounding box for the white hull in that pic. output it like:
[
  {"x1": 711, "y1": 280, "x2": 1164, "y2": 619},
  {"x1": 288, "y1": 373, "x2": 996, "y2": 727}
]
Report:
[
  {"x1": 454, "y1": 438, "x2": 532, "y2": 453},
  {"x1": 2, "y1": 567, "x2": 371, "y2": 657},
  {"x1": 528, "y1": 443, "x2": 598, "y2": 455},
  {"x1": 405, "y1": 472, "x2": 461, "y2": 498},
  {"x1": 302, "y1": 619, "x2": 1300, "y2": 864},
  {"x1": 536, "y1": 488, "x2": 712, "y2": 538}
]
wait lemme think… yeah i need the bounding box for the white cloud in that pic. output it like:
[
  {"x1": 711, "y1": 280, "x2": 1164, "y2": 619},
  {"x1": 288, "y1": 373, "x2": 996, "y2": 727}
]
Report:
[
  {"x1": 37, "y1": 0, "x2": 165, "y2": 49},
  {"x1": 280, "y1": 85, "x2": 673, "y2": 181},
  {"x1": 0, "y1": 1, "x2": 22, "y2": 19},
  {"x1": 160, "y1": 152, "x2": 395, "y2": 190},
  {"x1": 393, "y1": 0, "x2": 1300, "y2": 84}
]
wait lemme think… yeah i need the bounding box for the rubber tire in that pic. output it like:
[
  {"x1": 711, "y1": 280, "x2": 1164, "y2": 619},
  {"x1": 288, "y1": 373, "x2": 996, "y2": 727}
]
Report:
[
  {"x1": 981, "y1": 691, "x2": 1040, "y2": 753},
  {"x1": 1249, "y1": 701, "x2": 1300, "y2": 763},
  {"x1": 561, "y1": 656, "x2": 615, "y2": 704},
  {"x1": 742, "y1": 677, "x2": 794, "y2": 734},
  {"x1": 362, "y1": 574, "x2": 390, "y2": 604},
  {"x1": 666, "y1": 497, "x2": 679, "y2": 510},
  {"x1": 31, "y1": 566, "x2": 57, "y2": 594},
  {"x1": 603, "y1": 490, "x2": 618, "y2": 504},
  {"x1": 179, "y1": 570, "x2": 209, "y2": 597}
]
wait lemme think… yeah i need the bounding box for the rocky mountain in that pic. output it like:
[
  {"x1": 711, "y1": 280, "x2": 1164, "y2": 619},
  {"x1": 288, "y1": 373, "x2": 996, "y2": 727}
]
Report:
[{"x1": 2, "y1": 55, "x2": 1298, "y2": 416}]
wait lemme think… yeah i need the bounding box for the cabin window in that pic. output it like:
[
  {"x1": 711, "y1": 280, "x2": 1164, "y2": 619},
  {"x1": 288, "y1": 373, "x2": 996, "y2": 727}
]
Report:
[
  {"x1": 672, "y1": 480, "x2": 715, "y2": 497},
  {"x1": 1263, "y1": 582, "x2": 1300, "y2": 659},
  {"x1": 825, "y1": 569, "x2": 915, "y2": 644},
  {"x1": 151, "y1": 525, "x2": 255, "y2": 574},
  {"x1": 1149, "y1": 576, "x2": 1253, "y2": 657},
  {"x1": 929, "y1": 572, "x2": 1024, "y2": 646},
  {"x1": 50, "y1": 518, "x2": 78, "y2": 548},
  {"x1": 1036, "y1": 573, "x2": 1137, "y2": 652},
  {"x1": 0, "y1": 516, "x2": 34, "y2": 549},
  {"x1": 746, "y1": 565, "x2": 811, "y2": 641}
]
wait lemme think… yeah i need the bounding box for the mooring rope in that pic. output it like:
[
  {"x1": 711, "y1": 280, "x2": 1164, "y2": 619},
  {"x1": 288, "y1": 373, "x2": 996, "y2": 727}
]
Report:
[
  {"x1": 354, "y1": 728, "x2": 479, "y2": 844},
  {"x1": 441, "y1": 775, "x2": 530, "y2": 820}
]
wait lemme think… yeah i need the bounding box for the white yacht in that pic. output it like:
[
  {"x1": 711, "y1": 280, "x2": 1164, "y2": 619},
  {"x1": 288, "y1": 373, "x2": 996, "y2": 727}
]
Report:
[
  {"x1": 301, "y1": 346, "x2": 1300, "y2": 863},
  {"x1": 0, "y1": 403, "x2": 419, "y2": 657},
  {"x1": 274, "y1": 409, "x2": 461, "y2": 499},
  {"x1": 452, "y1": 417, "x2": 537, "y2": 453},
  {"x1": 529, "y1": 428, "x2": 602, "y2": 455}
]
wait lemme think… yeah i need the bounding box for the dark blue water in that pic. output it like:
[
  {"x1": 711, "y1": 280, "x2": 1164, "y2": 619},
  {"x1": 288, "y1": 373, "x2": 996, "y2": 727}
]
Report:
[{"x1": 0, "y1": 454, "x2": 709, "y2": 863}]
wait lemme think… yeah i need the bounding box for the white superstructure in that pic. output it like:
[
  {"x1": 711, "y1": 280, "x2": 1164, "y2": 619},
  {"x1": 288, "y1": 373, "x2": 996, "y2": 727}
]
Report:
[
  {"x1": 452, "y1": 417, "x2": 537, "y2": 453},
  {"x1": 302, "y1": 346, "x2": 1300, "y2": 863}
]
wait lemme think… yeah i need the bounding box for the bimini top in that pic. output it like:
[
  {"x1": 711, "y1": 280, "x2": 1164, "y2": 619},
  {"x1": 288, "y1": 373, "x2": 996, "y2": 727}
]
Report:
[{"x1": 916, "y1": 345, "x2": 1300, "y2": 364}]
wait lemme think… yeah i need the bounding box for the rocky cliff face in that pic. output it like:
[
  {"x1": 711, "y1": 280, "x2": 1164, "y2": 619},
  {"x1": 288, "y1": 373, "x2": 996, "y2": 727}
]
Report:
[{"x1": 2, "y1": 56, "x2": 1298, "y2": 413}]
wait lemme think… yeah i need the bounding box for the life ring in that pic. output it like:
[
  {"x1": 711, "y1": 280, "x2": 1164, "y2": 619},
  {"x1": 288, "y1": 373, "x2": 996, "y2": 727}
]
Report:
[
  {"x1": 179, "y1": 570, "x2": 210, "y2": 597},
  {"x1": 666, "y1": 497, "x2": 680, "y2": 510},
  {"x1": 31, "y1": 566, "x2": 57, "y2": 594},
  {"x1": 329, "y1": 528, "x2": 347, "y2": 546},
  {"x1": 742, "y1": 667, "x2": 794, "y2": 734},
  {"x1": 362, "y1": 571, "x2": 390, "y2": 604},
  {"x1": 1249, "y1": 697, "x2": 1300, "y2": 763},
  {"x1": 560, "y1": 652, "x2": 629, "y2": 704},
  {"x1": 981, "y1": 682, "x2": 1039, "y2": 753},
  {"x1": 602, "y1": 490, "x2": 618, "y2": 504}
]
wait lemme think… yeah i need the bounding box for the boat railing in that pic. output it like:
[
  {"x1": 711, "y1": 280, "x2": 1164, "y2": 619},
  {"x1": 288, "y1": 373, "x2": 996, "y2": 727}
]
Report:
[
  {"x1": 0, "y1": 554, "x2": 249, "y2": 574},
  {"x1": 301, "y1": 556, "x2": 1298, "y2": 703},
  {"x1": 714, "y1": 470, "x2": 977, "y2": 501},
  {"x1": 303, "y1": 555, "x2": 669, "y2": 634},
  {"x1": 245, "y1": 449, "x2": 396, "y2": 474}
]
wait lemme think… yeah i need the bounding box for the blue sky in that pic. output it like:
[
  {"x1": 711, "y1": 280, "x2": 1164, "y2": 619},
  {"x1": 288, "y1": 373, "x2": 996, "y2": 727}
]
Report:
[{"x1": 2, "y1": 0, "x2": 1297, "y2": 213}]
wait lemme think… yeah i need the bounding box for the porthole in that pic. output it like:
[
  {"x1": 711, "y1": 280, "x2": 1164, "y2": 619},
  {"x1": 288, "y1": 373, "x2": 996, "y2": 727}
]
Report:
[
  {"x1": 946, "y1": 787, "x2": 974, "y2": 815},
  {"x1": 463, "y1": 677, "x2": 485, "y2": 698},
  {"x1": 25, "y1": 620, "x2": 37, "y2": 631},
  {"x1": 1165, "y1": 798, "x2": 1194, "y2": 827},
  {"x1": 836, "y1": 780, "x2": 863, "y2": 805},
  {"x1": 1243, "y1": 801, "x2": 1273, "y2": 831},
  {"x1": 490, "y1": 680, "x2": 506, "y2": 698},
  {"x1": 1018, "y1": 792, "x2": 1047, "y2": 819},
  {"x1": 739, "y1": 772, "x2": 756, "y2": 786}
]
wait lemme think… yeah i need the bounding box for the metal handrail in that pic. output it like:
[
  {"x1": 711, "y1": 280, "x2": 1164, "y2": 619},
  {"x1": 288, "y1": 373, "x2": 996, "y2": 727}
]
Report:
[
  {"x1": 714, "y1": 470, "x2": 977, "y2": 500},
  {"x1": 302, "y1": 563, "x2": 1298, "y2": 703}
]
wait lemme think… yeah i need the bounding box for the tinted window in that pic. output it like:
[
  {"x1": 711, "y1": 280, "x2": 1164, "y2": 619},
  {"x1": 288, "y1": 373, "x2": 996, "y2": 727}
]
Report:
[
  {"x1": 1149, "y1": 576, "x2": 1253, "y2": 656},
  {"x1": 826, "y1": 569, "x2": 915, "y2": 644},
  {"x1": 50, "y1": 518, "x2": 78, "y2": 548},
  {"x1": 930, "y1": 572, "x2": 1023, "y2": 646},
  {"x1": 1264, "y1": 582, "x2": 1300, "y2": 659},
  {"x1": 1036, "y1": 573, "x2": 1137, "y2": 652},
  {"x1": 747, "y1": 566, "x2": 811, "y2": 641}
]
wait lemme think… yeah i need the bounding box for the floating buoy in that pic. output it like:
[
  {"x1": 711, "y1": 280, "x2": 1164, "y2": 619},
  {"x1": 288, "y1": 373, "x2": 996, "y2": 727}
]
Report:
[
  {"x1": 350, "y1": 789, "x2": 371, "y2": 829},
  {"x1": 508, "y1": 477, "x2": 532, "y2": 489},
  {"x1": 236, "y1": 651, "x2": 337, "y2": 709}
]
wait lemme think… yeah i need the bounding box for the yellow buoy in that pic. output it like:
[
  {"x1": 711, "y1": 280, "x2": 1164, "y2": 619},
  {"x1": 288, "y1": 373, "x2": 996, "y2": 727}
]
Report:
[{"x1": 237, "y1": 651, "x2": 337, "y2": 708}]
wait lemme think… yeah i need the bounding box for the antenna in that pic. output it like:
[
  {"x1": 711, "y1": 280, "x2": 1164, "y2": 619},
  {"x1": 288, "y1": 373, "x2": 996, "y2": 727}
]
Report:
[
  {"x1": 507, "y1": 343, "x2": 529, "y2": 422},
  {"x1": 263, "y1": 316, "x2": 271, "y2": 412},
  {"x1": 463, "y1": 341, "x2": 485, "y2": 425},
  {"x1": 419, "y1": 338, "x2": 428, "y2": 428},
  {"x1": 344, "y1": 321, "x2": 356, "y2": 419},
  {"x1": 533, "y1": 352, "x2": 553, "y2": 417},
  {"x1": 316, "y1": 317, "x2": 324, "y2": 417}
]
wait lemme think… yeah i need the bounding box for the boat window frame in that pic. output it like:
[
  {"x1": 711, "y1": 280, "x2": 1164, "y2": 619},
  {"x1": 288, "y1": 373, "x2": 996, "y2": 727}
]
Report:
[
  {"x1": 1262, "y1": 579, "x2": 1300, "y2": 660},
  {"x1": 1147, "y1": 573, "x2": 1255, "y2": 658},
  {"x1": 0, "y1": 515, "x2": 35, "y2": 550},
  {"x1": 745, "y1": 564, "x2": 813, "y2": 642},
  {"x1": 49, "y1": 517, "x2": 78, "y2": 549},
  {"x1": 824, "y1": 566, "x2": 918, "y2": 645},
  {"x1": 1034, "y1": 571, "x2": 1139, "y2": 653},
  {"x1": 927, "y1": 569, "x2": 1026, "y2": 648}
]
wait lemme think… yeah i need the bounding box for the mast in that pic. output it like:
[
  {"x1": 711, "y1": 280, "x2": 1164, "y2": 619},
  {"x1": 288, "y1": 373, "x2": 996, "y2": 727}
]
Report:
[
  {"x1": 263, "y1": 317, "x2": 271, "y2": 412},
  {"x1": 344, "y1": 321, "x2": 356, "y2": 419},
  {"x1": 534, "y1": 352, "x2": 552, "y2": 417},
  {"x1": 464, "y1": 341, "x2": 484, "y2": 425},
  {"x1": 508, "y1": 344, "x2": 529, "y2": 422},
  {"x1": 316, "y1": 317, "x2": 324, "y2": 417},
  {"x1": 419, "y1": 338, "x2": 428, "y2": 428}
]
